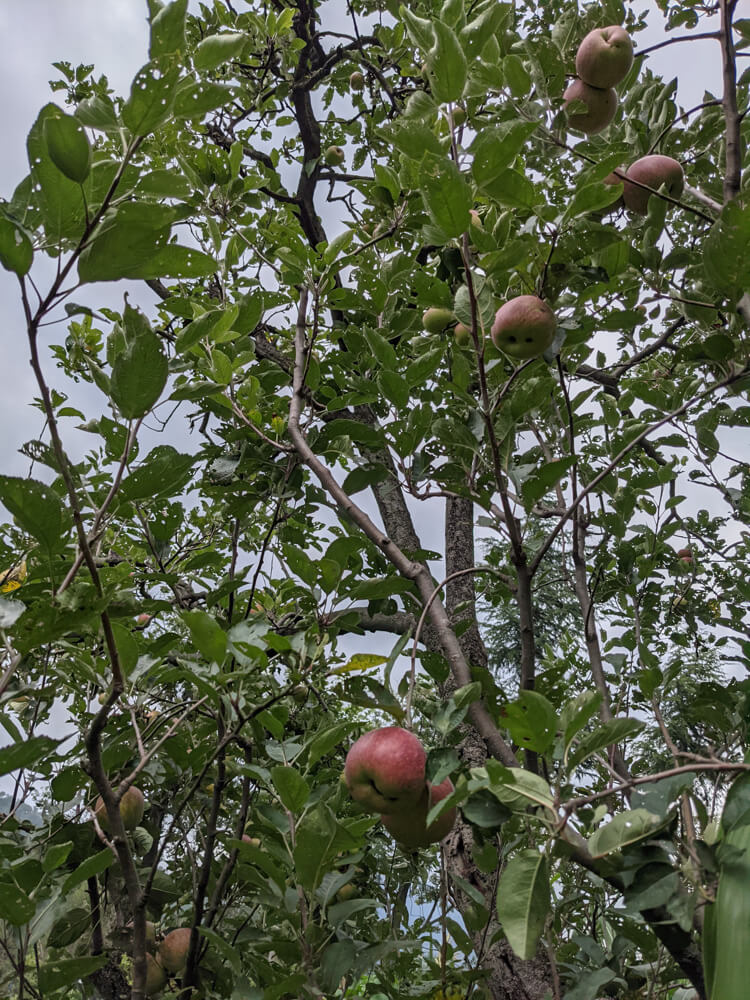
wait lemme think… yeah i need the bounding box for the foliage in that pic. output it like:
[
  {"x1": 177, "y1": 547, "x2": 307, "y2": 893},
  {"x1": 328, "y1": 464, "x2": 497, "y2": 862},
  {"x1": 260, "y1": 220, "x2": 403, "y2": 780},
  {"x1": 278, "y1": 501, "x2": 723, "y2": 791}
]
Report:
[{"x1": 0, "y1": 0, "x2": 749, "y2": 998}]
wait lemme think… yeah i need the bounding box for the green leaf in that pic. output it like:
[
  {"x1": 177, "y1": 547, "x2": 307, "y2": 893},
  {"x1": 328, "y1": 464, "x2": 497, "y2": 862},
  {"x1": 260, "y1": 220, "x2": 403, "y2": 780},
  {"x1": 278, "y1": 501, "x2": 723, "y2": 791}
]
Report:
[
  {"x1": 42, "y1": 841, "x2": 74, "y2": 873},
  {"x1": 110, "y1": 330, "x2": 168, "y2": 418},
  {"x1": 496, "y1": 850, "x2": 550, "y2": 959},
  {"x1": 567, "y1": 717, "x2": 644, "y2": 769},
  {"x1": 0, "y1": 213, "x2": 33, "y2": 276},
  {"x1": 420, "y1": 153, "x2": 472, "y2": 238},
  {"x1": 122, "y1": 62, "x2": 180, "y2": 135},
  {"x1": 462, "y1": 789, "x2": 511, "y2": 829},
  {"x1": 521, "y1": 458, "x2": 575, "y2": 508},
  {"x1": 194, "y1": 32, "x2": 247, "y2": 71},
  {"x1": 399, "y1": 5, "x2": 434, "y2": 52},
  {"x1": 0, "y1": 477, "x2": 70, "y2": 554},
  {"x1": 78, "y1": 202, "x2": 172, "y2": 283},
  {"x1": 62, "y1": 849, "x2": 114, "y2": 894},
  {"x1": 426, "y1": 21, "x2": 467, "y2": 103},
  {"x1": 271, "y1": 765, "x2": 310, "y2": 813},
  {"x1": 559, "y1": 690, "x2": 602, "y2": 761},
  {"x1": 182, "y1": 610, "x2": 227, "y2": 664},
  {"x1": 27, "y1": 104, "x2": 86, "y2": 243},
  {"x1": 0, "y1": 881, "x2": 35, "y2": 925},
  {"x1": 503, "y1": 54, "x2": 531, "y2": 96},
  {"x1": 43, "y1": 111, "x2": 91, "y2": 183},
  {"x1": 293, "y1": 805, "x2": 336, "y2": 890},
  {"x1": 75, "y1": 95, "x2": 119, "y2": 131},
  {"x1": 174, "y1": 80, "x2": 236, "y2": 118},
  {"x1": 460, "y1": 3, "x2": 512, "y2": 58},
  {"x1": 177, "y1": 307, "x2": 237, "y2": 353},
  {"x1": 587, "y1": 808, "x2": 665, "y2": 858},
  {"x1": 501, "y1": 691, "x2": 557, "y2": 754},
  {"x1": 564, "y1": 181, "x2": 623, "y2": 220},
  {"x1": 704, "y1": 201, "x2": 750, "y2": 297},
  {"x1": 39, "y1": 957, "x2": 108, "y2": 992},
  {"x1": 563, "y1": 968, "x2": 618, "y2": 1000},
  {"x1": 321, "y1": 941, "x2": 357, "y2": 993},
  {"x1": 119, "y1": 445, "x2": 194, "y2": 502},
  {"x1": 471, "y1": 123, "x2": 536, "y2": 194},
  {"x1": 150, "y1": 0, "x2": 188, "y2": 59}
]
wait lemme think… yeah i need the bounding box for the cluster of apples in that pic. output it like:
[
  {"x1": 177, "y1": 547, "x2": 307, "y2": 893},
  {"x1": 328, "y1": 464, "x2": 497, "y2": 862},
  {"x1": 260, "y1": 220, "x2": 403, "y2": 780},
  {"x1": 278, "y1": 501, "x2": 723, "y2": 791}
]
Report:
[
  {"x1": 344, "y1": 726, "x2": 457, "y2": 849},
  {"x1": 563, "y1": 25, "x2": 633, "y2": 135},
  {"x1": 143, "y1": 927, "x2": 192, "y2": 995},
  {"x1": 422, "y1": 293, "x2": 558, "y2": 362}
]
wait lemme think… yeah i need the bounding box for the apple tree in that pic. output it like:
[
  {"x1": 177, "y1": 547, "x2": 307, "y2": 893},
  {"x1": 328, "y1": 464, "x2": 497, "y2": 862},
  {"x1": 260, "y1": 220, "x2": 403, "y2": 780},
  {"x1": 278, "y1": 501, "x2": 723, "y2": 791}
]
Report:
[{"x1": 0, "y1": 0, "x2": 749, "y2": 998}]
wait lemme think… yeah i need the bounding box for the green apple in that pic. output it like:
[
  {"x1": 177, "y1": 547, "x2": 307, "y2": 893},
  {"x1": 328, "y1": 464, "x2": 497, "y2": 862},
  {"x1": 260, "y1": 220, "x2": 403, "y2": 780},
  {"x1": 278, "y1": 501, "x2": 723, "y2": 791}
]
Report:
[
  {"x1": 344, "y1": 726, "x2": 427, "y2": 814},
  {"x1": 336, "y1": 883, "x2": 357, "y2": 901},
  {"x1": 621, "y1": 154, "x2": 684, "y2": 215},
  {"x1": 563, "y1": 79, "x2": 617, "y2": 134},
  {"x1": 490, "y1": 296, "x2": 557, "y2": 360},
  {"x1": 381, "y1": 778, "x2": 457, "y2": 849},
  {"x1": 324, "y1": 145, "x2": 345, "y2": 166},
  {"x1": 576, "y1": 26, "x2": 634, "y2": 89},
  {"x1": 453, "y1": 323, "x2": 471, "y2": 346},
  {"x1": 145, "y1": 953, "x2": 168, "y2": 996},
  {"x1": 94, "y1": 785, "x2": 145, "y2": 832},
  {"x1": 242, "y1": 834, "x2": 261, "y2": 848},
  {"x1": 422, "y1": 307, "x2": 455, "y2": 334},
  {"x1": 451, "y1": 105, "x2": 466, "y2": 127},
  {"x1": 349, "y1": 71, "x2": 365, "y2": 91}
]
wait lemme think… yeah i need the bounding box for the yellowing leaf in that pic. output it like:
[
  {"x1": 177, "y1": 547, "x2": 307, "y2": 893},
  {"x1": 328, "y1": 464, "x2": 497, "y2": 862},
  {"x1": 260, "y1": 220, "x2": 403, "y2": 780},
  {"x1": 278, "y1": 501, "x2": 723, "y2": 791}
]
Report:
[
  {"x1": 0, "y1": 560, "x2": 27, "y2": 593},
  {"x1": 331, "y1": 654, "x2": 387, "y2": 675}
]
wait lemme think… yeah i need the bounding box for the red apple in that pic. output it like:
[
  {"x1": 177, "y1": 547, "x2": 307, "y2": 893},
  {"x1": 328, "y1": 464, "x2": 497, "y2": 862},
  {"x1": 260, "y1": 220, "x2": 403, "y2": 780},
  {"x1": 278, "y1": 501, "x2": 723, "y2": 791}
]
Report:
[
  {"x1": 94, "y1": 785, "x2": 145, "y2": 832},
  {"x1": 563, "y1": 79, "x2": 617, "y2": 134},
  {"x1": 575, "y1": 26, "x2": 634, "y2": 89},
  {"x1": 491, "y1": 296, "x2": 557, "y2": 360},
  {"x1": 344, "y1": 727, "x2": 427, "y2": 814},
  {"x1": 621, "y1": 154, "x2": 684, "y2": 215},
  {"x1": 158, "y1": 927, "x2": 192, "y2": 974},
  {"x1": 381, "y1": 778, "x2": 457, "y2": 849}
]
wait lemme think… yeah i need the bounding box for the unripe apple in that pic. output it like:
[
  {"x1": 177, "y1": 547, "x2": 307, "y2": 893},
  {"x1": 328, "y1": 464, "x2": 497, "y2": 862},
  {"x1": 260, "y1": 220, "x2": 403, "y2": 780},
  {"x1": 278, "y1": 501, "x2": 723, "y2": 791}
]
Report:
[
  {"x1": 490, "y1": 296, "x2": 557, "y2": 360},
  {"x1": 145, "y1": 953, "x2": 168, "y2": 996},
  {"x1": 291, "y1": 684, "x2": 308, "y2": 704},
  {"x1": 324, "y1": 145, "x2": 345, "y2": 166},
  {"x1": 242, "y1": 834, "x2": 261, "y2": 848},
  {"x1": 575, "y1": 26, "x2": 634, "y2": 89},
  {"x1": 336, "y1": 883, "x2": 357, "y2": 901},
  {"x1": 451, "y1": 105, "x2": 466, "y2": 127},
  {"x1": 349, "y1": 71, "x2": 365, "y2": 91},
  {"x1": 126, "y1": 920, "x2": 158, "y2": 950},
  {"x1": 469, "y1": 209, "x2": 482, "y2": 229},
  {"x1": 344, "y1": 727, "x2": 427, "y2": 814},
  {"x1": 454, "y1": 323, "x2": 471, "y2": 346},
  {"x1": 422, "y1": 307, "x2": 455, "y2": 334},
  {"x1": 94, "y1": 785, "x2": 145, "y2": 832},
  {"x1": 158, "y1": 927, "x2": 192, "y2": 974},
  {"x1": 621, "y1": 154, "x2": 684, "y2": 215},
  {"x1": 381, "y1": 778, "x2": 457, "y2": 849},
  {"x1": 563, "y1": 79, "x2": 617, "y2": 134}
]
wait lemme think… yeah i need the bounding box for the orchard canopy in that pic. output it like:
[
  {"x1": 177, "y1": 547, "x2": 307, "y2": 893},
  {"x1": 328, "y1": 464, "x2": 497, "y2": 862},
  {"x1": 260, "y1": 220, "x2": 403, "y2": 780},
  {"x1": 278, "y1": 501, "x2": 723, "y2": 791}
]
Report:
[{"x1": 0, "y1": 1, "x2": 749, "y2": 998}]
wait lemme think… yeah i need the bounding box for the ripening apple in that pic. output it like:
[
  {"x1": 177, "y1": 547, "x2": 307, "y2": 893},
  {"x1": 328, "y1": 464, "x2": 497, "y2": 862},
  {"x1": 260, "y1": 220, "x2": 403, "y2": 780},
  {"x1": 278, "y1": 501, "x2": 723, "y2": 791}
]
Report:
[
  {"x1": 242, "y1": 834, "x2": 261, "y2": 848},
  {"x1": 158, "y1": 927, "x2": 192, "y2": 974},
  {"x1": 677, "y1": 547, "x2": 693, "y2": 565},
  {"x1": 575, "y1": 26, "x2": 634, "y2": 89},
  {"x1": 453, "y1": 323, "x2": 471, "y2": 346},
  {"x1": 344, "y1": 727, "x2": 427, "y2": 814},
  {"x1": 94, "y1": 785, "x2": 145, "y2": 832},
  {"x1": 451, "y1": 105, "x2": 467, "y2": 127},
  {"x1": 349, "y1": 71, "x2": 365, "y2": 91},
  {"x1": 336, "y1": 883, "x2": 357, "y2": 901},
  {"x1": 490, "y1": 296, "x2": 557, "y2": 360},
  {"x1": 145, "y1": 953, "x2": 168, "y2": 996},
  {"x1": 563, "y1": 79, "x2": 617, "y2": 134},
  {"x1": 620, "y1": 154, "x2": 684, "y2": 215},
  {"x1": 324, "y1": 145, "x2": 345, "y2": 166},
  {"x1": 422, "y1": 307, "x2": 455, "y2": 334},
  {"x1": 381, "y1": 778, "x2": 457, "y2": 849}
]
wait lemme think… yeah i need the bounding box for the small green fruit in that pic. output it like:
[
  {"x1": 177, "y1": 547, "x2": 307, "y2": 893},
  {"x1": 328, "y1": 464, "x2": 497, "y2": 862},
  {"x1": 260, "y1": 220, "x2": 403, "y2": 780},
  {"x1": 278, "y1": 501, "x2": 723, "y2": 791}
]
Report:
[
  {"x1": 453, "y1": 323, "x2": 471, "y2": 346},
  {"x1": 145, "y1": 953, "x2": 168, "y2": 996},
  {"x1": 336, "y1": 883, "x2": 357, "y2": 902},
  {"x1": 94, "y1": 785, "x2": 145, "y2": 832},
  {"x1": 451, "y1": 106, "x2": 466, "y2": 127},
  {"x1": 349, "y1": 71, "x2": 365, "y2": 91},
  {"x1": 422, "y1": 307, "x2": 455, "y2": 334},
  {"x1": 324, "y1": 146, "x2": 345, "y2": 166}
]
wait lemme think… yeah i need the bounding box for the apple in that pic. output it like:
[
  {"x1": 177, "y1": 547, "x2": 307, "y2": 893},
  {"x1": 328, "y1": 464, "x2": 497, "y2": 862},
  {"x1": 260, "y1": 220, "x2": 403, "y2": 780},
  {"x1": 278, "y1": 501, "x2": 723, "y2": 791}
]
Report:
[
  {"x1": 621, "y1": 154, "x2": 684, "y2": 215},
  {"x1": 349, "y1": 71, "x2": 365, "y2": 91},
  {"x1": 677, "y1": 547, "x2": 693, "y2": 564},
  {"x1": 336, "y1": 883, "x2": 357, "y2": 901},
  {"x1": 454, "y1": 323, "x2": 471, "y2": 346},
  {"x1": 490, "y1": 296, "x2": 557, "y2": 360},
  {"x1": 291, "y1": 684, "x2": 308, "y2": 704},
  {"x1": 422, "y1": 307, "x2": 455, "y2": 334},
  {"x1": 344, "y1": 727, "x2": 427, "y2": 814},
  {"x1": 126, "y1": 920, "x2": 158, "y2": 950},
  {"x1": 563, "y1": 79, "x2": 617, "y2": 134},
  {"x1": 145, "y1": 953, "x2": 168, "y2": 995},
  {"x1": 242, "y1": 834, "x2": 261, "y2": 848},
  {"x1": 451, "y1": 105, "x2": 466, "y2": 127},
  {"x1": 469, "y1": 209, "x2": 482, "y2": 228},
  {"x1": 158, "y1": 927, "x2": 192, "y2": 973},
  {"x1": 94, "y1": 785, "x2": 145, "y2": 832},
  {"x1": 324, "y1": 145, "x2": 345, "y2": 166},
  {"x1": 575, "y1": 26, "x2": 634, "y2": 89},
  {"x1": 381, "y1": 778, "x2": 457, "y2": 849},
  {"x1": 136, "y1": 613, "x2": 152, "y2": 626}
]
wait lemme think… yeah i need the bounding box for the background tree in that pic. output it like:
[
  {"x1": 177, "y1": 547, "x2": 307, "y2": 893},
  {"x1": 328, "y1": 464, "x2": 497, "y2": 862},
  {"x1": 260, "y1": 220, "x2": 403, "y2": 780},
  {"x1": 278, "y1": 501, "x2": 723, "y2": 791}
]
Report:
[{"x1": 0, "y1": 1, "x2": 749, "y2": 999}]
